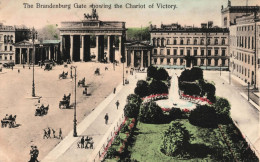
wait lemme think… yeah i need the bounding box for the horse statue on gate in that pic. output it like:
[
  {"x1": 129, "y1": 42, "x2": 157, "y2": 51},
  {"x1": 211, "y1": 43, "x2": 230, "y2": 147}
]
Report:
[{"x1": 84, "y1": 8, "x2": 99, "y2": 20}]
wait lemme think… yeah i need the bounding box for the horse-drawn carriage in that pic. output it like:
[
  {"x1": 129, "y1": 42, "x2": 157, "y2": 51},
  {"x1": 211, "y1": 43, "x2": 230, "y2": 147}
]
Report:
[
  {"x1": 94, "y1": 68, "x2": 100, "y2": 75},
  {"x1": 59, "y1": 71, "x2": 68, "y2": 79},
  {"x1": 1, "y1": 115, "x2": 16, "y2": 128},
  {"x1": 78, "y1": 77, "x2": 85, "y2": 87},
  {"x1": 59, "y1": 93, "x2": 71, "y2": 109},
  {"x1": 35, "y1": 104, "x2": 49, "y2": 116}
]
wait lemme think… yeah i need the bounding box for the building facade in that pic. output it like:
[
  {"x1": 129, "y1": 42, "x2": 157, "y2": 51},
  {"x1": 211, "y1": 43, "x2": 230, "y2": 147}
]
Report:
[
  {"x1": 222, "y1": 0, "x2": 260, "y2": 88},
  {"x1": 149, "y1": 23, "x2": 229, "y2": 69}
]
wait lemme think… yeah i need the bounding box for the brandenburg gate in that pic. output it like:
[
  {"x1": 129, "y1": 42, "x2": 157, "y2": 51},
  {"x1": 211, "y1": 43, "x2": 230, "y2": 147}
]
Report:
[{"x1": 59, "y1": 9, "x2": 126, "y2": 63}]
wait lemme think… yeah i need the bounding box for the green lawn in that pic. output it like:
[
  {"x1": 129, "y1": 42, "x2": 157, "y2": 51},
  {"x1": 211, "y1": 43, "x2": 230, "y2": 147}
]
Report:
[{"x1": 129, "y1": 119, "x2": 233, "y2": 162}]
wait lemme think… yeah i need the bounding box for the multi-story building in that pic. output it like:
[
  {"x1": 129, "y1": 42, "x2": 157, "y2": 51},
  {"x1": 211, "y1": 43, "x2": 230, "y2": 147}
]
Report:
[
  {"x1": 229, "y1": 13, "x2": 260, "y2": 88},
  {"x1": 0, "y1": 23, "x2": 30, "y2": 64},
  {"x1": 222, "y1": 0, "x2": 260, "y2": 88},
  {"x1": 149, "y1": 22, "x2": 229, "y2": 69}
]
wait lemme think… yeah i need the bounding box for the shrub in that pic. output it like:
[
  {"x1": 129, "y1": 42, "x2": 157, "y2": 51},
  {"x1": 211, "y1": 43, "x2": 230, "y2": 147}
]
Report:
[
  {"x1": 106, "y1": 147, "x2": 118, "y2": 159},
  {"x1": 138, "y1": 101, "x2": 164, "y2": 124},
  {"x1": 161, "y1": 121, "x2": 191, "y2": 157},
  {"x1": 189, "y1": 105, "x2": 218, "y2": 128},
  {"x1": 214, "y1": 97, "x2": 231, "y2": 119},
  {"x1": 148, "y1": 80, "x2": 168, "y2": 95},
  {"x1": 169, "y1": 108, "x2": 183, "y2": 120},
  {"x1": 179, "y1": 82, "x2": 201, "y2": 96},
  {"x1": 179, "y1": 67, "x2": 203, "y2": 82},
  {"x1": 134, "y1": 80, "x2": 149, "y2": 98},
  {"x1": 203, "y1": 83, "x2": 216, "y2": 103},
  {"x1": 147, "y1": 66, "x2": 169, "y2": 81},
  {"x1": 124, "y1": 103, "x2": 140, "y2": 118},
  {"x1": 124, "y1": 94, "x2": 142, "y2": 118},
  {"x1": 147, "y1": 66, "x2": 157, "y2": 80}
]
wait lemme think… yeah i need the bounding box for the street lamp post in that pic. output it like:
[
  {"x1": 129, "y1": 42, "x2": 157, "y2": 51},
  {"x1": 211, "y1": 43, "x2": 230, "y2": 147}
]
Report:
[
  {"x1": 219, "y1": 65, "x2": 222, "y2": 76},
  {"x1": 248, "y1": 82, "x2": 250, "y2": 101},
  {"x1": 31, "y1": 27, "x2": 37, "y2": 97},
  {"x1": 71, "y1": 66, "x2": 77, "y2": 137},
  {"x1": 122, "y1": 57, "x2": 125, "y2": 86}
]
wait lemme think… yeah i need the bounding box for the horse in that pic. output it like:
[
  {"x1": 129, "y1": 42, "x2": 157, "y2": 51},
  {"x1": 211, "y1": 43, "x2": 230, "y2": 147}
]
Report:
[
  {"x1": 59, "y1": 72, "x2": 68, "y2": 79},
  {"x1": 78, "y1": 77, "x2": 85, "y2": 87},
  {"x1": 94, "y1": 68, "x2": 100, "y2": 75}
]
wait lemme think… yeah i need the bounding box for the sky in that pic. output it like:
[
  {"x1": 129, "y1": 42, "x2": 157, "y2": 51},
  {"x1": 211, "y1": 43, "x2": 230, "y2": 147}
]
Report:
[{"x1": 0, "y1": 0, "x2": 259, "y2": 29}]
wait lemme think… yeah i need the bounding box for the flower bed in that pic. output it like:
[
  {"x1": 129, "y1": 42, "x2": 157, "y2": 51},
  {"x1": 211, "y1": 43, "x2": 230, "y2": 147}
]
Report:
[
  {"x1": 181, "y1": 94, "x2": 212, "y2": 105},
  {"x1": 142, "y1": 93, "x2": 168, "y2": 103}
]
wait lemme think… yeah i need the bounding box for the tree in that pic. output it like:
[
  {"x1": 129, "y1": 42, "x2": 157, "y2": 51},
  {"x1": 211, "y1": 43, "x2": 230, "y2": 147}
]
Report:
[
  {"x1": 161, "y1": 121, "x2": 191, "y2": 157},
  {"x1": 190, "y1": 67, "x2": 203, "y2": 81},
  {"x1": 124, "y1": 94, "x2": 142, "y2": 118},
  {"x1": 203, "y1": 83, "x2": 216, "y2": 103},
  {"x1": 38, "y1": 24, "x2": 59, "y2": 41},
  {"x1": 169, "y1": 108, "x2": 183, "y2": 120},
  {"x1": 189, "y1": 105, "x2": 218, "y2": 128},
  {"x1": 214, "y1": 97, "x2": 231, "y2": 118},
  {"x1": 138, "y1": 101, "x2": 164, "y2": 124},
  {"x1": 147, "y1": 66, "x2": 157, "y2": 80},
  {"x1": 155, "y1": 68, "x2": 169, "y2": 81},
  {"x1": 179, "y1": 82, "x2": 201, "y2": 96},
  {"x1": 134, "y1": 80, "x2": 149, "y2": 98},
  {"x1": 148, "y1": 80, "x2": 168, "y2": 95}
]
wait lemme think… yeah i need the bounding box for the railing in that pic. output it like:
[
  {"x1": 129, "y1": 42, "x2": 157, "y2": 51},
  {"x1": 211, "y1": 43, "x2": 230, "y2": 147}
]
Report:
[{"x1": 91, "y1": 112, "x2": 125, "y2": 162}]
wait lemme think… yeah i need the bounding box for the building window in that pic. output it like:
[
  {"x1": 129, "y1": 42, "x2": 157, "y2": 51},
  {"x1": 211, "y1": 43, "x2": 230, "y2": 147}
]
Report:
[
  {"x1": 0, "y1": 55, "x2": 2, "y2": 60},
  {"x1": 214, "y1": 39, "x2": 218, "y2": 45},
  {"x1": 201, "y1": 39, "x2": 204, "y2": 45},
  {"x1": 187, "y1": 50, "x2": 190, "y2": 56},
  {"x1": 215, "y1": 59, "x2": 218, "y2": 66},
  {"x1": 207, "y1": 38, "x2": 211, "y2": 45},
  {"x1": 222, "y1": 59, "x2": 225, "y2": 66},
  {"x1": 10, "y1": 46, "x2": 12, "y2": 51},
  {"x1": 4, "y1": 35, "x2": 7, "y2": 43},
  {"x1": 180, "y1": 39, "x2": 184, "y2": 45},
  {"x1": 248, "y1": 69, "x2": 250, "y2": 78},
  {"x1": 248, "y1": 55, "x2": 250, "y2": 64},
  {"x1": 208, "y1": 59, "x2": 211, "y2": 65},
  {"x1": 167, "y1": 49, "x2": 170, "y2": 55},
  {"x1": 245, "y1": 54, "x2": 247, "y2": 63},
  {"x1": 194, "y1": 49, "x2": 197, "y2": 56},
  {"x1": 153, "y1": 39, "x2": 156, "y2": 46},
  {"x1": 187, "y1": 39, "x2": 190, "y2": 45},
  {"x1": 174, "y1": 59, "x2": 177, "y2": 65},
  {"x1": 221, "y1": 49, "x2": 225, "y2": 56},
  {"x1": 180, "y1": 59, "x2": 183, "y2": 65},
  {"x1": 174, "y1": 49, "x2": 177, "y2": 55},
  {"x1": 161, "y1": 39, "x2": 164, "y2": 47},
  {"x1": 201, "y1": 59, "x2": 204, "y2": 65},
  {"x1": 222, "y1": 38, "x2": 225, "y2": 45},
  {"x1": 215, "y1": 49, "x2": 218, "y2": 56},
  {"x1": 10, "y1": 56, "x2": 12, "y2": 60},
  {"x1": 167, "y1": 39, "x2": 170, "y2": 45},
  {"x1": 167, "y1": 59, "x2": 171, "y2": 65},
  {"x1": 194, "y1": 39, "x2": 197, "y2": 45},
  {"x1": 160, "y1": 58, "x2": 164, "y2": 64},
  {"x1": 252, "y1": 56, "x2": 254, "y2": 65},
  {"x1": 201, "y1": 49, "x2": 204, "y2": 56},
  {"x1": 154, "y1": 58, "x2": 157, "y2": 64},
  {"x1": 154, "y1": 49, "x2": 157, "y2": 55},
  {"x1": 252, "y1": 37, "x2": 254, "y2": 49},
  {"x1": 5, "y1": 56, "x2": 7, "y2": 60},
  {"x1": 180, "y1": 49, "x2": 184, "y2": 55},
  {"x1": 245, "y1": 37, "x2": 247, "y2": 48},
  {"x1": 208, "y1": 49, "x2": 211, "y2": 56},
  {"x1": 160, "y1": 49, "x2": 164, "y2": 55},
  {"x1": 173, "y1": 39, "x2": 177, "y2": 45},
  {"x1": 242, "y1": 53, "x2": 244, "y2": 62},
  {"x1": 248, "y1": 37, "x2": 250, "y2": 49},
  {"x1": 5, "y1": 46, "x2": 7, "y2": 51}
]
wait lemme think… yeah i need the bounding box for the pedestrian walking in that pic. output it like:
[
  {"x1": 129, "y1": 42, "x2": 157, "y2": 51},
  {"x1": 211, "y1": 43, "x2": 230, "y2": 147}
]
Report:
[
  {"x1": 43, "y1": 129, "x2": 48, "y2": 139},
  {"x1": 115, "y1": 100, "x2": 120, "y2": 110},
  {"x1": 80, "y1": 136, "x2": 85, "y2": 148},
  {"x1": 59, "y1": 128, "x2": 62, "y2": 139},
  {"x1": 34, "y1": 146, "x2": 39, "y2": 162},
  {"x1": 23, "y1": 64, "x2": 25, "y2": 69},
  {"x1": 104, "y1": 113, "x2": 109, "y2": 125},
  {"x1": 52, "y1": 129, "x2": 56, "y2": 138},
  {"x1": 113, "y1": 87, "x2": 116, "y2": 94},
  {"x1": 29, "y1": 146, "x2": 35, "y2": 162},
  {"x1": 18, "y1": 69, "x2": 20, "y2": 73},
  {"x1": 11, "y1": 66, "x2": 13, "y2": 70},
  {"x1": 47, "y1": 127, "x2": 51, "y2": 138}
]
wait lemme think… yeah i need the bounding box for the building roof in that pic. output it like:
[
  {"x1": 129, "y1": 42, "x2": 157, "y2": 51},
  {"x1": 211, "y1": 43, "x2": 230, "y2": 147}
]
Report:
[
  {"x1": 42, "y1": 40, "x2": 60, "y2": 44},
  {"x1": 125, "y1": 41, "x2": 153, "y2": 50}
]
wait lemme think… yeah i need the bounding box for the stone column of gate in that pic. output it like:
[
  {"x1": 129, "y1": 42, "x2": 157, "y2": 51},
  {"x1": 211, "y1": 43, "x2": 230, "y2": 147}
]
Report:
[
  {"x1": 60, "y1": 35, "x2": 63, "y2": 61},
  {"x1": 107, "y1": 35, "x2": 111, "y2": 62},
  {"x1": 70, "y1": 35, "x2": 74, "y2": 62},
  {"x1": 118, "y1": 35, "x2": 122, "y2": 62},
  {"x1": 96, "y1": 35, "x2": 99, "y2": 61},
  {"x1": 19, "y1": 48, "x2": 22, "y2": 64},
  {"x1": 27, "y1": 48, "x2": 30, "y2": 64},
  {"x1": 80, "y1": 35, "x2": 84, "y2": 62},
  {"x1": 141, "y1": 50, "x2": 144, "y2": 68},
  {"x1": 48, "y1": 46, "x2": 51, "y2": 60},
  {"x1": 131, "y1": 50, "x2": 134, "y2": 67},
  {"x1": 148, "y1": 50, "x2": 151, "y2": 66},
  {"x1": 125, "y1": 48, "x2": 128, "y2": 66}
]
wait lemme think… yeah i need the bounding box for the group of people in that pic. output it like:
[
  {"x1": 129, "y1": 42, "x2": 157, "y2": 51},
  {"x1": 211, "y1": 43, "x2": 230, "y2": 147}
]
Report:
[
  {"x1": 43, "y1": 127, "x2": 62, "y2": 139},
  {"x1": 77, "y1": 136, "x2": 94, "y2": 149},
  {"x1": 28, "y1": 145, "x2": 39, "y2": 162},
  {"x1": 3, "y1": 114, "x2": 15, "y2": 120}
]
